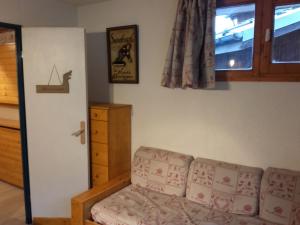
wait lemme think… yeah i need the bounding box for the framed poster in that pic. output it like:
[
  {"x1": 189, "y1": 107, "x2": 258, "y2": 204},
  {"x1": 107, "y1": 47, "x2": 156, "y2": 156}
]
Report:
[{"x1": 107, "y1": 25, "x2": 139, "y2": 83}]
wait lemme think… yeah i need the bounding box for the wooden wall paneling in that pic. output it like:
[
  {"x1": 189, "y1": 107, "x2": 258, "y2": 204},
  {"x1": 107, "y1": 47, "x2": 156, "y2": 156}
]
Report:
[
  {"x1": 0, "y1": 43, "x2": 18, "y2": 105},
  {"x1": 0, "y1": 123, "x2": 23, "y2": 188},
  {"x1": 0, "y1": 118, "x2": 20, "y2": 129}
]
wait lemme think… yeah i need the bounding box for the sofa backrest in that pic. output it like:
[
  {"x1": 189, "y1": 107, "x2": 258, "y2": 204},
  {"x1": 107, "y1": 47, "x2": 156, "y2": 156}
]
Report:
[
  {"x1": 186, "y1": 157, "x2": 263, "y2": 216},
  {"x1": 131, "y1": 146, "x2": 194, "y2": 197},
  {"x1": 260, "y1": 167, "x2": 300, "y2": 225}
]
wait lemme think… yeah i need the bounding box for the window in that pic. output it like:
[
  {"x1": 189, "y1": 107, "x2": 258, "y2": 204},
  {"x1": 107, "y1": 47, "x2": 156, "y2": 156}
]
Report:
[
  {"x1": 215, "y1": 0, "x2": 300, "y2": 82},
  {"x1": 215, "y1": 4, "x2": 255, "y2": 71},
  {"x1": 272, "y1": 4, "x2": 300, "y2": 64}
]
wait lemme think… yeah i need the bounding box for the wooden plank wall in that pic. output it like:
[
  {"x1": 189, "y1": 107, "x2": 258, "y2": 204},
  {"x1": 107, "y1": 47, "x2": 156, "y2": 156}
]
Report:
[
  {"x1": 0, "y1": 32, "x2": 21, "y2": 187},
  {"x1": 0, "y1": 126, "x2": 23, "y2": 188},
  {"x1": 0, "y1": 43, "x2": 18, "y2": 105}
]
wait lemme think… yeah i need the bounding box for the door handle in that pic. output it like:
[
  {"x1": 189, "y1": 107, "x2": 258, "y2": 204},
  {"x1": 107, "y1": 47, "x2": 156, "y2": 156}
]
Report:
[
  {"x1": 265, "y1": 28, "x2": 271, "y2": 42},
  {"x1": 72, "y1": 129, "x2": 84, "y2": 137},
  {"x1": 72, "y1": 121, "x2": 85, "y2": 145}
]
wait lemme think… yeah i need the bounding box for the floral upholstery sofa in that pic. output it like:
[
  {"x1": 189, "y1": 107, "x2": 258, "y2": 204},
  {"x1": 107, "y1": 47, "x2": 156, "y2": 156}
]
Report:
[{"x1": 71, "y1": 146, "x2": 300, "y2": 225}]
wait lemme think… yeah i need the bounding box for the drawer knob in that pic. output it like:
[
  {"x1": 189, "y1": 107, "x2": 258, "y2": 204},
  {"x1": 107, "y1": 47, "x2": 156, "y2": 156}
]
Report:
[
  {"x1": 94, "y1": 113, "x2": 98, "y2": 117},
  {"x1": 94, "y1": 130, "x2": 98, "y2": 134},
  {"x1": 95, "y1": 153, "x2": 99, "y2": 156}
]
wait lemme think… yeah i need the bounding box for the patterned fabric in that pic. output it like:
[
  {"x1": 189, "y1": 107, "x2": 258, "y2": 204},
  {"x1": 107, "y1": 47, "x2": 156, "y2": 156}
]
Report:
[
  {"x1": 131, "y1": 146, "x2": 193, "y2": 197},
  {"x1": 91, "y1": 185, "x2": 278, "y2": 225},
  {"x1": 186, "y1": 158, "x2": 263, "y2": 216},
  {"x1": 161, "y1": 0, "x2": 216, "y2": 89},
  {"x1": 260, "y1": 167, "x2": 300, "y2": 225}
]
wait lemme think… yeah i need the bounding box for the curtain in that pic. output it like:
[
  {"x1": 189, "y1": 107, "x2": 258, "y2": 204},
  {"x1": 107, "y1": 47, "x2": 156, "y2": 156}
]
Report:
[{"x1": 161, "y1": 0, "x2": 216, "y2": 89}]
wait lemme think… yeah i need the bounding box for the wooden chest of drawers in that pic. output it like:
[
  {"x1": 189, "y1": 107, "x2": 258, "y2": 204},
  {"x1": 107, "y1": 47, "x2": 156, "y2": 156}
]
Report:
[
  {"x1": 0, "y1": 119, "x2": 23, "y2": 188},
  {"x1": 90, "y1": 104, "x2": 131, "y2": 187}
]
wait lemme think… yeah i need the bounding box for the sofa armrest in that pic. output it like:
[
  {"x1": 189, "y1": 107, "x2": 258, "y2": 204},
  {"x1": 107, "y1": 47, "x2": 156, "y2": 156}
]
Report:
[{"x1": 71, "y1": 172, "x2": 131, "y2": 225}]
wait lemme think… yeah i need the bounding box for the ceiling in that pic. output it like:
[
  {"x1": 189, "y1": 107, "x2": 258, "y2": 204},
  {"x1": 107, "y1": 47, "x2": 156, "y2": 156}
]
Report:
[{"x1": 61, "y1": 0, "x2": 109, "y2": 6}]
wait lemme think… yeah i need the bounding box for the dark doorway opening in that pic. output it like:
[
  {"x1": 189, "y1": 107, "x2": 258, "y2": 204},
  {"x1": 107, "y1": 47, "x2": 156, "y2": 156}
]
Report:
[{"x1": 0, "y1": 21, "x2": 32, "y2": 224}]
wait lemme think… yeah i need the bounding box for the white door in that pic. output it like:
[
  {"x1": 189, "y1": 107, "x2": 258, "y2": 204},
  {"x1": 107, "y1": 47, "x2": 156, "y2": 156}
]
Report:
[{"x1": 22, "y1": 27, "x2": 89, "y2": 217}]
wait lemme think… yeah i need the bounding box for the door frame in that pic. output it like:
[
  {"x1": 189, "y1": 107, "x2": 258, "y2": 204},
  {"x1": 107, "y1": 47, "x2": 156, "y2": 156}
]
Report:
[{"x1": 0, "y1": 22, "x2": 32, "y2": 224}]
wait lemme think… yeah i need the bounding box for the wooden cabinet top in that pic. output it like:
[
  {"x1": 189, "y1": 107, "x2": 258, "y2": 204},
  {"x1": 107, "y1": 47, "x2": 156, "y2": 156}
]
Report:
[
  {"x1": 90, "y1": 103, "x2": 132, "y2": 110},
  {"x1": 0, "y1": 118, "x2": 20, "y2": 129}
]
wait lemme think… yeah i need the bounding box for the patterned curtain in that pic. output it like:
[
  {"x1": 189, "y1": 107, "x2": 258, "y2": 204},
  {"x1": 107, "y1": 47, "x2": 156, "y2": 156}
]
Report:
[{"x1": 161, "y1": 0, "x2": 216, "y2": 89}]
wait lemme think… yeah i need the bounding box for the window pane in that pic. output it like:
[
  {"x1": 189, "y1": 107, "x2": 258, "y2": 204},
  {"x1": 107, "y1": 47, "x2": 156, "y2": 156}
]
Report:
[
  {"x1": 272, "y1": 4, "x2": 300, "y2": 63},
  {"x1": 215, "y1": 4, "x2": 255, "y2": 71}
]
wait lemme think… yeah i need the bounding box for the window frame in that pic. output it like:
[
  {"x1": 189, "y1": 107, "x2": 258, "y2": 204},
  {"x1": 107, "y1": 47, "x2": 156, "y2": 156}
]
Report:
[
  {"x1": 260, "y1": 0, "x2": 300, "y2": 81},
  {"x1": 216, "y1": 0, "x2": 300, "y2": 82}
]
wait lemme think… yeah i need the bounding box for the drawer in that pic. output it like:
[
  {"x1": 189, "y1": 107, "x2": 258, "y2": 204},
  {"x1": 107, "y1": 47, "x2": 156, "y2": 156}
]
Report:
[
  {"x1": 91, "y1": 143, "x2": 108, "y2": 166},
  {"x1": 91, "y1": 120, "x2": 108, "y2": 143},
  {"x1": 92, "y1": 165, "x2": 109, "y2": 186},
  {"x1": 90, "y1": 109, "x2": 108, "y2": 121}
]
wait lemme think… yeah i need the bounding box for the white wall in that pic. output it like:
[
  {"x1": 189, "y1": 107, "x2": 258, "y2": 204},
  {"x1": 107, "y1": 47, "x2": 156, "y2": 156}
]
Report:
[
  {"x1": 86, "y1": 32, "x2": 110, "y2": 102},
  {"x1": 0, "y1": 0, "x2": 78, "y2": 120},
  {"x1": 78, "y1": 0, "x2": 300, "y2": 171},
  {"x1": 0, "y1": 0, "x2": 77, "y2": 26}
]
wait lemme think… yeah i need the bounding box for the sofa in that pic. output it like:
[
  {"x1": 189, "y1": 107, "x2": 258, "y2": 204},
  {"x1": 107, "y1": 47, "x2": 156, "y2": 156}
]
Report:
[{"x1": 71, "y1": 146, "x2": 300, "y2": 225}]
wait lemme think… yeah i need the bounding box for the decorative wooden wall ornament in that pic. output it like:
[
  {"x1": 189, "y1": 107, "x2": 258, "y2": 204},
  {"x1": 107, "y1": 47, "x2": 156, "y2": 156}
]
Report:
[{"x1": 36, "y1": 65, "x2": 72, "y2": 94}]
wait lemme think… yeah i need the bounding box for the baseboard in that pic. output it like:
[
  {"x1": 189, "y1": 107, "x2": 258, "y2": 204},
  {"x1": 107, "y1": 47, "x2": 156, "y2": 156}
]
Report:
[{"x1": 33, "y1": 217, "x2": 71, "y2": 225}]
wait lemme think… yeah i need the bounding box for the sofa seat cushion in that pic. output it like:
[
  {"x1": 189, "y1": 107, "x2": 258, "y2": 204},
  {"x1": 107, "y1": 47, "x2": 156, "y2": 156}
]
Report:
[
  {"x1": 131, "y1": 146, "x2": 194, "y2": 196},
  {"x1": 91, "y1": 185, "x2": 278, "y2": 225},
  {"x1": 186, "y1": 158, "x2": 263, "y2": 216},
  {"x1": 260, "y1": 167, "x2": 300, "y2": 225}
]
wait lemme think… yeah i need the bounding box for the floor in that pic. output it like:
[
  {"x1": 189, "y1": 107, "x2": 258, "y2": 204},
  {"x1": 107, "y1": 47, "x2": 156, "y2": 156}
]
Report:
[{"x1": 0, "y1": 181, "x2": 25, "y2": 225}]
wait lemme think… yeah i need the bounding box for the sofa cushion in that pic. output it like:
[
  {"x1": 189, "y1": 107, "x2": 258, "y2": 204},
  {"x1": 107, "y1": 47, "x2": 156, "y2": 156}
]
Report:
[
  {"x1": 260, "y1": 167, "x2": 300, "y2": 225},
  {"x1": 91, "y1": 185, "x2": 278, "y2": 225},
  {"x1": 186, "y1": 157, "x2": 263, "y2": 216},
  {"x1": 131, "y1": 146, "x2": 193, "y2": 196}
]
